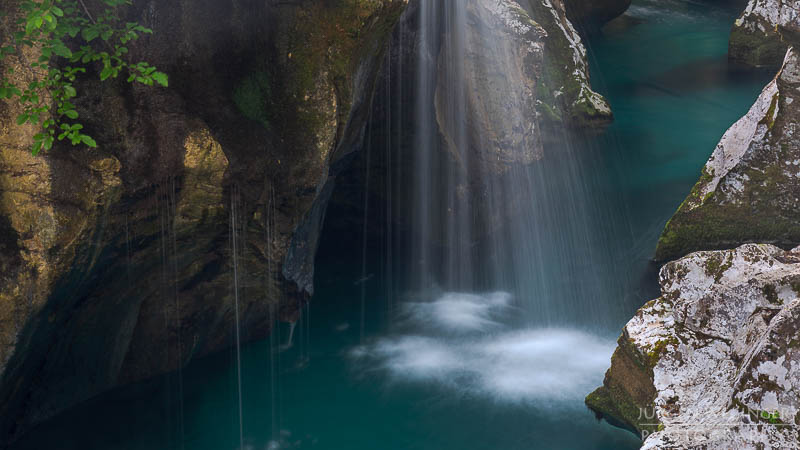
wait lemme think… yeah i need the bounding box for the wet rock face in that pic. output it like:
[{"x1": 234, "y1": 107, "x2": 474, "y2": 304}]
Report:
[
  {"x1": 588, "y1": 244, "x2": 800, "y2": 449},
  {"x1": 527, "y1": 0, "x2": 613, "y2": 128},
  {"x1": 656, "y1": 47, "x2": 800, "y2": 262},
  {"x1": 730, "y1": 0, "x2": 800, "y2": 68},
  {"x1": 436, "y1": 0, "x2": 548, "y2": 176},
  {"x1": 562, "y1": 0, "x2": 632, "y2": 33},
  {"x1": 0, "y1": 0, "x2": 406, "y2": 442}
]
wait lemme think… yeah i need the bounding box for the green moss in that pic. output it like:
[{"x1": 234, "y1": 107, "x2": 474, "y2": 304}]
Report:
[
  {"x1": 732, "y1": 398, "x2": 786, "y2": 425},
  {"x1": 763, "y1": 284, "x2": 781, "y2": 305},
  {"x1": 233, "y1": 71, "x2": 273, "y2": 129},
  {"x1": 791, "y1": 280, "x2": 800, "y2": 296},
  {"x1": 528, "y1": 1, "x2": 610, "y2": 128},
  {"x1": 259, "y1": 0, "x2": 405, "y2": 155},
  {"x1": 654, "y1": 159, "x2": 800, "y2": 261},
  {"x1": 536, "y1": 100, "x2": 562, "y2": 123},
  {"x1": 729, "y1": 24, "x2": 790, "y2": 68},
  {"x1": 646, "y1": 336, "x2": 678, "y2": 367},
  {"x1": 703, "y1": 252, "x2": 733, "y2": 283},
  {"x1": 760, "y1": 93, "x2": 780, "y2": 130},
  {"x1": 586, "y1": 386, "x2": 617, "y2": 417}
]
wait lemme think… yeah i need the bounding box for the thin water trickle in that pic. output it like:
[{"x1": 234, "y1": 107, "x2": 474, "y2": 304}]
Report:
[
  {"x1": 359, "y1": 118, "x2": 372, "y2": 344},
  {"x1": 264, "y1": 183, "x2": 281, "y2": 444},
  {"x1": 230, "y1": 188, "x2": 244, "y2": 450},
  {"x1": 169, "y1": 179, "x2": 186, "y2": 450}
]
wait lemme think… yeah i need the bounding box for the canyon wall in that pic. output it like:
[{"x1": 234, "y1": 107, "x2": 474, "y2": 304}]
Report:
[{"x1": 0, "y1": 0, "x2": 406, "y2": 442}]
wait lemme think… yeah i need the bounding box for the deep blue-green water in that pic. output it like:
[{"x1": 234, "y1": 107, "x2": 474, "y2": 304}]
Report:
[{"x1": 10, "y1": 1, "x2": 772, "y2": 449}]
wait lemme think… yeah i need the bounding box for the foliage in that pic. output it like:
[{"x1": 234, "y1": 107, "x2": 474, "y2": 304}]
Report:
[{"x1": 0, "y1": 0, "x2": 168, "y2": 155}]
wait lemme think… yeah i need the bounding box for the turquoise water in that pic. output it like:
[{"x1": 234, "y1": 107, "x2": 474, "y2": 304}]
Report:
[{"x1": 10, "y1": 1, "x2": 772, "y2": 449}]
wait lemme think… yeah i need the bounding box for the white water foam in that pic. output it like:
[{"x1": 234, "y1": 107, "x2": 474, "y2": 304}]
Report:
[{"x1": 351, "y1": 292, "x2": 615, "y2": 406}]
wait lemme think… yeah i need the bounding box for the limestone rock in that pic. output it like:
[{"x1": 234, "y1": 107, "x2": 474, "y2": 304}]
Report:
[
  {"x1": 528, "y1": 0, "x2": 613, "y2": 128},
  {"x1": 656, "y1": 47, "x2": 800, "y2": 262},
  {"x1": 588, "y1": 244, "x2": 800, "y2": 449},
  {"x1": 436, "y1": 0, "x2": 548, "y2": 176},
  {"x1": 730, "y1": 0, "x2": 800, "y2": 68}
]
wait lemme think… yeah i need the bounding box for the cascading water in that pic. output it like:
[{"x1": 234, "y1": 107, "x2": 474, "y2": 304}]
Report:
[
  {"x1": 229, "y1": 188, "x2": 244, "y2": 450},
  {"x1": 396, "y1": 0, "x2": 629, "y2": 328},
  {"x1": 345, "y1": 0, "x2": 635, "y2": 425}
]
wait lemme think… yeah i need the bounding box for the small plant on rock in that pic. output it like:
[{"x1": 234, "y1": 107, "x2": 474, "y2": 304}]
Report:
[{"x1": 0, "y1": 0, "x2": 167, "y2": 154}]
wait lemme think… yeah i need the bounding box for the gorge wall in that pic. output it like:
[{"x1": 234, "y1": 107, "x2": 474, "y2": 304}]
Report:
[{"x1": 0, "y1": 0, "x2": 406, "y2": 442}]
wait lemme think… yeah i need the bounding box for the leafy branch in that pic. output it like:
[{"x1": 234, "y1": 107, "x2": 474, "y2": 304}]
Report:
[{"x1": 0, "y1": 0, "x2": 168, "y2": 155}]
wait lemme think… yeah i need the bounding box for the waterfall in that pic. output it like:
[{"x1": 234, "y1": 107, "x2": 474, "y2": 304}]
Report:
[{"x1": 382, "y1": 0, "x2": 629, "y2": 329}]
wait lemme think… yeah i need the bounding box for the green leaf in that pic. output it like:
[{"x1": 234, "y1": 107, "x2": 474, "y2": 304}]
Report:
[
  {"x1": 52, "y1": 43, "x2": 72, "y2": 58},
  {"x1": 100, "y1": 65, "x2": 113, "y2": 81},
  {"x1": 32, "y1": 140, "x2": 43, "y2": 155},
  {"x1": 16, "y1": 114, "x2": 28, "y2": 125},
  {"x1": 64, "y1": 85, "x2": 76, "y2": 97},
  {"x1": 82, "y1": 28, "x2": 99, "y2": 42},
  {"x1": 64, "y1": 109, "x2": 78, "y2": 119},
  {"x1": 80, "y1": 135, "x2": 97, "y2": 148},
  {"x1": 151, "y1": 71, "x2": 168, "y2": 87}
]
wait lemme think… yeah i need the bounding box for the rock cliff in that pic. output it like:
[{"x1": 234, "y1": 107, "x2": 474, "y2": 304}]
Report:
[{"x1": 0, "y1": 0, "x2": 406, "y2": 442}]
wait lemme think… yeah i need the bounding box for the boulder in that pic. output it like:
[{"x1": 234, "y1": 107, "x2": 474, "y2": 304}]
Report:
[{"x1": 588, "y1": 244, "x2": 800, "y2": 449}]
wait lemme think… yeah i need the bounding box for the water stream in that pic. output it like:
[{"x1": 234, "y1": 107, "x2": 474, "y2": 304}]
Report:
[{"x1": 10, "y1": 1, "x2": 772, "y2": 449}]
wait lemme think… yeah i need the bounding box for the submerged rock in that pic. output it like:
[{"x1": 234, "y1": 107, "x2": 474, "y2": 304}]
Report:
[
  {"x1": 729, "y1": 0, "x2": 800, "y2": 68},
  {"x1": 588, "y1": 244, "x2": 800, "y2": 449},
  {"x1": 0, "y1": 0, "x2": 406, "y2": 442},
  {"x1": 655, "y1": 47, "x2": 800, "y2": 262}
]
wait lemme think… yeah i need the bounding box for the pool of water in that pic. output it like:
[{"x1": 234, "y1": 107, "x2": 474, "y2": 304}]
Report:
[{"x1": 10, "y1": 1, "x2": 772, "y2": 449}]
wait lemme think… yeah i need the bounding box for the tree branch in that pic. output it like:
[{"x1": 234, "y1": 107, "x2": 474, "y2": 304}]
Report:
[{"x1": 77, "y1": 0, "x2": 96, "y2": 24}]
